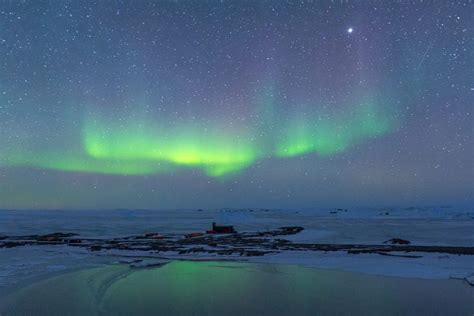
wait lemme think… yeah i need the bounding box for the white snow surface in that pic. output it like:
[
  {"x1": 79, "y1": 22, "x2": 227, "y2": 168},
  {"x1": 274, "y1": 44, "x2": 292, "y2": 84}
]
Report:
[{"x1": 0, "y1": 206, "x2": 473, "y2": 291}]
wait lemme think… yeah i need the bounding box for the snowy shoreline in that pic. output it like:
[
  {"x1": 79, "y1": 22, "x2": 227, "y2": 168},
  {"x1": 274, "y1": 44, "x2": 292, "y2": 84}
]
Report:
[{"x1": 1, "y1": 207, "x2": 473, "y2": 291}]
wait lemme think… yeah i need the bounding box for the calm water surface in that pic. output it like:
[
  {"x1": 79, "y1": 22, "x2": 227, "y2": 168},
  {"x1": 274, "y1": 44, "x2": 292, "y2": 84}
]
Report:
[{"x1": 0, "y1": 261, "x2": 473, "y2": 315}]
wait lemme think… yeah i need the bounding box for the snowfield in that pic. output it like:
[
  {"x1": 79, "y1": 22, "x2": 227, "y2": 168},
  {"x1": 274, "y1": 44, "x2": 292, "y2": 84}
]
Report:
[{"x1": 0, "y1": 206, "x2": 473, "y2": 293}]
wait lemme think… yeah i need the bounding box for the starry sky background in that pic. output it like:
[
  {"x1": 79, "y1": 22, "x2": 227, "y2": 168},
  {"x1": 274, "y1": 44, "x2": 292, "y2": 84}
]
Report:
[{"x1": 0, "y1": 1, "x2": 472, "y2": 210}]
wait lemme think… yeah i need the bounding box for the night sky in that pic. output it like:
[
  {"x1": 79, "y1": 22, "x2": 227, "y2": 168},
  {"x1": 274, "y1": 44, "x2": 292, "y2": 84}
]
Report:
[{"x1": 0, "y1": 1, "x2": 472, "y2": 210}]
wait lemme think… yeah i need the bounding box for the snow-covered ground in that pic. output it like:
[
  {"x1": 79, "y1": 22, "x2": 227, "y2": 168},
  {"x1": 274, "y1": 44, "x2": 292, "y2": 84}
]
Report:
[{"x1": 0, "y1": 206, "x2": 473, "y2": 293}]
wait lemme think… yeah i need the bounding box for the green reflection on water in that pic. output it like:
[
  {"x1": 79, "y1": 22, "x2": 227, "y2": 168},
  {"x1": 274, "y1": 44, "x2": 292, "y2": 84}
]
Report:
[{"x1": 0, "y1": 261, "x2": 472, "y2": 316}]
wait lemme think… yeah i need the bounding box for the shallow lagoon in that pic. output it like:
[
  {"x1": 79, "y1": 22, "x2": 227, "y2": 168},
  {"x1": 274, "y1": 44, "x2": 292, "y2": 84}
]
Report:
[{"x1": 0, "y1": 261, "x2": 473, "y2": 315}]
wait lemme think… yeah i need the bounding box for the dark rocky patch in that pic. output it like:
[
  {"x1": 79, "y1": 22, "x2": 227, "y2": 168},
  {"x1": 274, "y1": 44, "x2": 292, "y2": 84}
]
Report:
[
  {"x1": 37, "y1": 232, "x2": 78, "y2": 242},
  {"x1": 374, "y1": 251, "x2": 422, "y2": 258},
  {"x1": 383, "y1": 238, "x2": 411, "y2": 245},
  {"x1": 1, "y1": 227, "x2": 473, "y2": 259}
]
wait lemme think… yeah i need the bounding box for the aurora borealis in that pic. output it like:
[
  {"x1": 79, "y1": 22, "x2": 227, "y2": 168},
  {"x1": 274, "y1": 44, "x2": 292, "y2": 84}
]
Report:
[
  {"x1": 0, "y1": 1, "x2": 472, "y2": 209},
  {"x1": 3, "y1": 93, "x2": 394, "y2": 177}
]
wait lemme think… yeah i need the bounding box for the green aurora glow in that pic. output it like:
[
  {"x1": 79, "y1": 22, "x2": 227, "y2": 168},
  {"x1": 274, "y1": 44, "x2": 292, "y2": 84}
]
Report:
[
  {"x1": 82, "y1": 115, "x2": 260, "y2": 177},
  {"x1": 0, "y1": 96, "x2": 397, "y2": 177},
  {"x1": 277, "y1": 100, "x2": 394, "y2": 157}
]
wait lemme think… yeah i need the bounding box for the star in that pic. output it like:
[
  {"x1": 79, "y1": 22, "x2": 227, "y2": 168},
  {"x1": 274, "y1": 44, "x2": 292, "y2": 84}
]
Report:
[{"x1": 347, "y1": 27, "x2": 353, "y2": 34}]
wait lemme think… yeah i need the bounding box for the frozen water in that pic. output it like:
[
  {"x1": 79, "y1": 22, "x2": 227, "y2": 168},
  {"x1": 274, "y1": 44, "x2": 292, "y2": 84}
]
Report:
[{"x1": 0, "y1": 206, "x2": 473, "y2": 293}]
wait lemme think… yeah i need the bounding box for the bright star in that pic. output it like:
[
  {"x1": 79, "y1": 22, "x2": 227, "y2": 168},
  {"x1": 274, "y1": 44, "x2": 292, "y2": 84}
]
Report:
[{"x1": 347, "y1": 27, "x2": 353, "y2": 33}]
